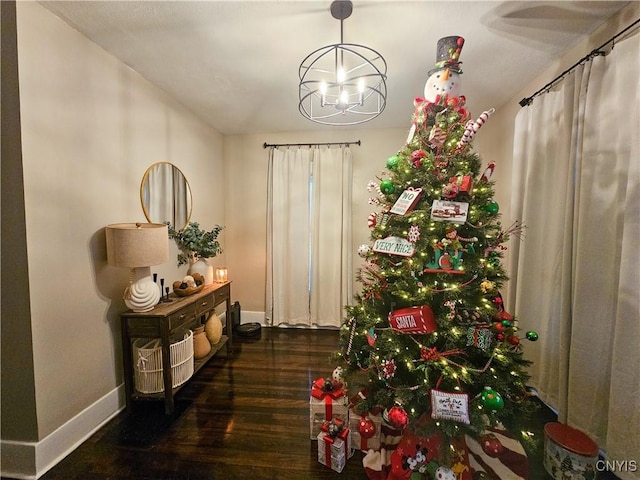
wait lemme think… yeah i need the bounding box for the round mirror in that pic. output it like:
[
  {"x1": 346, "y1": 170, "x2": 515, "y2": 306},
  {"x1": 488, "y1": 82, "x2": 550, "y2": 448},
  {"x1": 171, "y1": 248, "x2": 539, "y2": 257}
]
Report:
[{"x1": 140, "y1": 162, "x2": 193, "y2": 230}]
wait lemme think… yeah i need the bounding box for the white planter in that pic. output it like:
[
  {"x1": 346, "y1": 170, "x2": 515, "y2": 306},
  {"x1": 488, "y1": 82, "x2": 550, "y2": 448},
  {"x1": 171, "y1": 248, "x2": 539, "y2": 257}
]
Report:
[{"x1": 188, "y1": 258, "x2": 214, "y2": 285}]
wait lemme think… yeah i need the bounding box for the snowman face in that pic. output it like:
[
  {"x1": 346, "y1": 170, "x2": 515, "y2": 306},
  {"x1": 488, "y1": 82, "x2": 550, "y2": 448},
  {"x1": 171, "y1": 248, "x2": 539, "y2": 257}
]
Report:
[{"x1": 423, "y1": 68, "x2": 461, "y2": 102}]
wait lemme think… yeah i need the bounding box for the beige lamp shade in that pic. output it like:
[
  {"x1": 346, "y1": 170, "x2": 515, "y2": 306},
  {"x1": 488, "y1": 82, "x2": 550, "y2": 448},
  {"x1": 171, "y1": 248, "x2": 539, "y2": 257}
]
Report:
[{"x1": 105, "y1": 223, "x2": 168, "y2": 267}]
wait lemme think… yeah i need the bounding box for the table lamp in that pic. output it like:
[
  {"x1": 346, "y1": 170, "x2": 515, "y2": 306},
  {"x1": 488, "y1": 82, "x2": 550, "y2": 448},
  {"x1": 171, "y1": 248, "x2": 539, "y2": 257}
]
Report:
[{"x1": 106, "y1": 222, "x2": 168, "y2": 312}]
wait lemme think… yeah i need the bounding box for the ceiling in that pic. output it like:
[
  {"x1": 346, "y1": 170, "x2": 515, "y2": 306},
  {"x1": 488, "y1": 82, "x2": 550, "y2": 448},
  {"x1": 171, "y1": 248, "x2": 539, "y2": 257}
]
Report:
[{"x1": 40, "y1": 1, "x2": 629, "y2": 135}]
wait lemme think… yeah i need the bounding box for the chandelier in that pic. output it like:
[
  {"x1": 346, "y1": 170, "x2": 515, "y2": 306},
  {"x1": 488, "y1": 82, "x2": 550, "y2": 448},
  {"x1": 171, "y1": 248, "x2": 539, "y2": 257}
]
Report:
[{"x1": 298, "y1": 0, "x2": 387, "y2": 126}]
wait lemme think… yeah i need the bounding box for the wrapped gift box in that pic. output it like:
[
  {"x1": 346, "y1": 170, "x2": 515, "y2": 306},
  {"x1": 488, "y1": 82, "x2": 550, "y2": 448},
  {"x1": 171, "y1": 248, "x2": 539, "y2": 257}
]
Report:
[
  {"x1": 309, "y1": 378, "x2": 349, "y2": 439},
  {"x1": 349, "y1": 412, "x2": 382, "y2": 452},
  {"x1": 317, "y1": 420, "x2": 353, "y2": 473},
  {"x1": 449, "y1": 175, "x2": 473, "y2": 195}
]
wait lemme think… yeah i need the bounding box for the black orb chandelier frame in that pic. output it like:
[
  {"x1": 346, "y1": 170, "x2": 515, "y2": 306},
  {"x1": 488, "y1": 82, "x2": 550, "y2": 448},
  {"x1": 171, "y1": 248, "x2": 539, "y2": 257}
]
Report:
[{"x1": 298, "y1": 0, "x2": 387, "y2": 126}]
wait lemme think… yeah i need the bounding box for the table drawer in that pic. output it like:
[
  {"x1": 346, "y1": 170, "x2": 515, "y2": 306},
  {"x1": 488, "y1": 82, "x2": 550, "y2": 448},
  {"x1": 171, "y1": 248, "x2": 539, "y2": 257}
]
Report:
[
  {"x1": 168, "y1": 303, "x2": 196, "y2": 330},
  {"x1": 125, "y1": 318, "x2": 162, "y2": 337},
  {"x1": 195, "y1": 291, "x2": 216, "y2": 316},
  {"x1": 214, "y1": 284, "x2": 230, "y2": 303}
]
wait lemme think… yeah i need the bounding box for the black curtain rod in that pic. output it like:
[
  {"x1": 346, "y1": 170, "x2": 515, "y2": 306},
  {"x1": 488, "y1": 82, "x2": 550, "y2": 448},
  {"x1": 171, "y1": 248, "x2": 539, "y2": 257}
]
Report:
[
  {"x1": 519, "y1": 18, "x2": 640, "y2": 107},
  {"x1": 263, "y1": 140, "x2": 361, "y2": 149}
]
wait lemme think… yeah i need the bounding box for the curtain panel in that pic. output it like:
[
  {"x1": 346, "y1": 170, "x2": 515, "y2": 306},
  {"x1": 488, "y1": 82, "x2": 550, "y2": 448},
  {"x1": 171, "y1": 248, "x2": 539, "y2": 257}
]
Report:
[
  {"x1": 511, "y1": 32, "x2": 639, "y2": 476},
  {"x1": 266, "y1": 146, "x2": 353, "y2": 328}
]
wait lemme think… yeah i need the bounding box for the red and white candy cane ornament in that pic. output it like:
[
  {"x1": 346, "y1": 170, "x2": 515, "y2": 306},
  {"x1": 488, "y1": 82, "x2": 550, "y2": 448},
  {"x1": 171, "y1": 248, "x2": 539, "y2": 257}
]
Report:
[
  {"x1": 458, "y1": 108, "x2": 495, "y2": 147},
  {"x1": 367, "y1": 212, "x2": 378, "y2": 229}
]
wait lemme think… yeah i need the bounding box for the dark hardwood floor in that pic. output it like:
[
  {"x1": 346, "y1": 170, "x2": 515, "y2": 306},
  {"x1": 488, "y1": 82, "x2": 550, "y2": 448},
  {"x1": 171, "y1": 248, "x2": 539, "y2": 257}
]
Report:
[{"x1": 5, "y1": 328, "x2": 617, "y2": 480}]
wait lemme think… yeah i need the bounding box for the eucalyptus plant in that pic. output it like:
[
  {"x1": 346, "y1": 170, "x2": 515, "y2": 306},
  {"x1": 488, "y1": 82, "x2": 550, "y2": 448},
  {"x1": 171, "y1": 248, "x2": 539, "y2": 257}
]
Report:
[{"x1": 167, "y1": 222, "x2": 224, "y2": 267}]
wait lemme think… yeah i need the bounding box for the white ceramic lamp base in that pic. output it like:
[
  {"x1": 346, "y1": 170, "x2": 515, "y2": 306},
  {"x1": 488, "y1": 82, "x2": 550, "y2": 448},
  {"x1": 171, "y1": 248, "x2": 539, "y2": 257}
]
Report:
[{"x1": 124, "y1": 266, "x2": 160, "y2": 312}]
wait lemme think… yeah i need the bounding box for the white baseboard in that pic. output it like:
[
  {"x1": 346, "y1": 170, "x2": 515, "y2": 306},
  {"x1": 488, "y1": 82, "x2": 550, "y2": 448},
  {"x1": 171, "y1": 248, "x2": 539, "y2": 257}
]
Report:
[
  {"x1": 0, "y1": 310, "x2": 299, "y2": 479},
  {"x1": 0, "y1": 385, "x2": 125, "y2": 479}
]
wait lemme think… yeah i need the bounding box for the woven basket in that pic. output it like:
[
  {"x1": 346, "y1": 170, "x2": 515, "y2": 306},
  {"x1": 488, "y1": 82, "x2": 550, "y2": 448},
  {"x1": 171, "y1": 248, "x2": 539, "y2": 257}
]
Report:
[{"x1": 133, "y1": 330, "x2": 194, "y2": 394}]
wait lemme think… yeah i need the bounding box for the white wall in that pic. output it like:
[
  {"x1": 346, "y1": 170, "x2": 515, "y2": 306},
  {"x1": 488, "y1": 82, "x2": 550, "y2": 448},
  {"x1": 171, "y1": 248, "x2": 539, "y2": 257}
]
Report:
[
  {"x1": 2, "y1": 2, "x2": 224, "y2": 476},
  {"x1": 223, "y1": 128, "x2": 408, "y2": 315}
]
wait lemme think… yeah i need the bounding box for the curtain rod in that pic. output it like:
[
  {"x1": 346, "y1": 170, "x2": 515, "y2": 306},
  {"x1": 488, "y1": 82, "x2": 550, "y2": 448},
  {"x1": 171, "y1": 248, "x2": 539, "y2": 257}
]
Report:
[
  {"x1": 519, "y1": 18, "x2": 640, "y2": 107},
  {"x1": 263, "y1": 140, "x2": 361, "y2": 149}
]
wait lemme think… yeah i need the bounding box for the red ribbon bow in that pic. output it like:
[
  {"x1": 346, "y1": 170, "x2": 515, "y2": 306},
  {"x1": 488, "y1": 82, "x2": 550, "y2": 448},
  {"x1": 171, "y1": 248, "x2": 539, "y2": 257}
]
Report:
[
  {"x1": 321, "y1": 417, "x2": 346, "y2": 437},
  {"x1": 311, "y1": 378, "x2": 345, "y2": 400},
  {"x1": 420, "y1": 347, "x2": 466, "y2": 361}
]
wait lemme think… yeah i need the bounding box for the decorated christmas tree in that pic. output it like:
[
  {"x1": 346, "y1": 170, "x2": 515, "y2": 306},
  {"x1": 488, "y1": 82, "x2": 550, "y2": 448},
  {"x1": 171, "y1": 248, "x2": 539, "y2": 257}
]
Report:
[{"x1": 334, "y1": 36, "x2": 539, "y2": 478}]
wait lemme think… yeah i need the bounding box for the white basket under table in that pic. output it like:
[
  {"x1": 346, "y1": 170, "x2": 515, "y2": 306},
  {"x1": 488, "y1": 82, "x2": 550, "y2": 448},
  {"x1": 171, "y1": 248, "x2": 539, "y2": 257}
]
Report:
[{"x1": 133, "y1": 330, "x2": 194, "y2": 394}]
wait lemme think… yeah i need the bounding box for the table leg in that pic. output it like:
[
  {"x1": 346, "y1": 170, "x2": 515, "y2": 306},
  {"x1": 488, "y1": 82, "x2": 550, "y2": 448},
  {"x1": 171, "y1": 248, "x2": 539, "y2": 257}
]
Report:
[
  {"x1": 226, "y1": 296, "x2": 232, "y2": 348},
  {"x1": 121, "y1": 319, "x2": 134, "y2": 411}
]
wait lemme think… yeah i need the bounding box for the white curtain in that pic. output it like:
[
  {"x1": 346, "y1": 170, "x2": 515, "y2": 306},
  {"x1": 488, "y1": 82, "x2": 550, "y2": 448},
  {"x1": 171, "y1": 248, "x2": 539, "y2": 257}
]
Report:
[
  {"x1": 266, "y1": 146, "x2": 353, "y2": 328},
  {"x1": 311, "y1": 147, "x2": 353, "y2": 327},
  {"x1": 510, "y1": 32, "x2": 639, "y2": 477}
]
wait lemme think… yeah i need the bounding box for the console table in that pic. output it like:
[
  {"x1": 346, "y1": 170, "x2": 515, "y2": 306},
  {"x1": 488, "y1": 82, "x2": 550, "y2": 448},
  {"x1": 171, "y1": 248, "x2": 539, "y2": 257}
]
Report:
[{"x1": 120, "y1": 281, "x2": 232, "y2": 415}]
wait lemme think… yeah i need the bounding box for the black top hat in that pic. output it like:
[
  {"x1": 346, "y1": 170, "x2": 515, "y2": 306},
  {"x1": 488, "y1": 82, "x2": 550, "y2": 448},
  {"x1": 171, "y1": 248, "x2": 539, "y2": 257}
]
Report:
[{"x1": 427, "y1": 36, "x2": 465, "y2": 76}]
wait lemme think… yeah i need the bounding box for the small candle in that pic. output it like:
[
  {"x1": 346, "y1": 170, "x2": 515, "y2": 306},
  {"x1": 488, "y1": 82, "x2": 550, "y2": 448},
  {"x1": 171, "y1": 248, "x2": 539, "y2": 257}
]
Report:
[{"x1": 215, "y1": 267, "x2": 228, "y2": 283}]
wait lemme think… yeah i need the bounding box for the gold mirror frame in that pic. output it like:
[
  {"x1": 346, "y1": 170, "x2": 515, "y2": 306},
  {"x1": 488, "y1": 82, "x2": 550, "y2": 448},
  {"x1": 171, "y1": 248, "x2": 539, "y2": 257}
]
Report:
[{"x1": 140, "y1": 162, "x2": 193, "y2": 230}]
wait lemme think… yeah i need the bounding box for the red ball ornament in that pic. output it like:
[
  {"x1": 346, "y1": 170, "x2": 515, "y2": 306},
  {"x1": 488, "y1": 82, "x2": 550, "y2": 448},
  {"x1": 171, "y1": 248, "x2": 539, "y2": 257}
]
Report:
[
  {"x1": 481, "y1": 433, "x2": 505, "y2": 457},
  {"x1": 411, "y1": 149, "x2": 426, "y2": 161},
  {"x1": 493, "y1": 322, "x2": 506, "y2": 332},
  {"x1": 358, "y1": 417, "x2": 376, "y2": 439},
  {"x1": 508, "y1": 335, "x2": 520, "y2": 346},
  {"x1": 387, "y1": 406, "x2": 409, "y2": 430},
  {"x1": 411, "y1": 150, "x2": 426, "y2": 168}
]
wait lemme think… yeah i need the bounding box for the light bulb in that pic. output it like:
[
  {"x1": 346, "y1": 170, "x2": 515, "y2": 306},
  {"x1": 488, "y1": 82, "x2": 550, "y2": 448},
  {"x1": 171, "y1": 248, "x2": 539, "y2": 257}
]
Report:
[{"x1": 339, "y1": 89, "x2": 349, "y2": 105}]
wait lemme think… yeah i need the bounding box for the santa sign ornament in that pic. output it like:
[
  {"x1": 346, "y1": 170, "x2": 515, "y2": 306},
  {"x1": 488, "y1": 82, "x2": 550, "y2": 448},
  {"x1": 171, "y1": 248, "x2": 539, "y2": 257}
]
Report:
[{"x1": 388, "y1": 305, "x2": 437, "y2": 334}]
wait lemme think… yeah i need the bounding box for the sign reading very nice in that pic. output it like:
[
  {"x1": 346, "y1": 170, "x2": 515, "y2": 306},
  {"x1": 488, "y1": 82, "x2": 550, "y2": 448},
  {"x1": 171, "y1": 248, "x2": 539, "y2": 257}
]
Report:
[{"x1": 372, "y1": 236, "x2": 415, "y2": 257}]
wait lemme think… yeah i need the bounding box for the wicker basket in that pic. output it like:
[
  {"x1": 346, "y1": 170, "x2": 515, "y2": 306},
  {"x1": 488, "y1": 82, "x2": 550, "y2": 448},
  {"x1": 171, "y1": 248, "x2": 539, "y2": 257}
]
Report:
[{"x1": 133, "y1": 330, "x2": 194, "y2": 394}]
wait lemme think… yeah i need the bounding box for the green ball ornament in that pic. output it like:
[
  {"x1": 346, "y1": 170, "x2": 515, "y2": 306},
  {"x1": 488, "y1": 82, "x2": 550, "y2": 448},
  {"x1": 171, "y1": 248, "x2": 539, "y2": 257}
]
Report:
[
  {"x1": 526, "y1": 331, "x2": 539, "y2": 341},
  {"x1": 481, "y1": 386, "x2": 504, "y2": 411},
  {"x1": 386, "y1": 155, "x2": 400, "y2": 171},
  {"x1": 482, "y1": 200, "x2": 500, "y2": 214},
  {"x1": 380, "y1": 179, "x2": 395, "y2": 195},
  {"x1": 501, "y1": 320, "x2": 512, "y2": 328}
]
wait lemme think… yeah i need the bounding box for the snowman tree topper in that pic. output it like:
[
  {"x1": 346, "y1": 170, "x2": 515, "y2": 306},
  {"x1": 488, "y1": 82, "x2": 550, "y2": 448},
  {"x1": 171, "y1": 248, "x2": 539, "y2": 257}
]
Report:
[{"x1": 423, "y1": 36, "x2": 465, "y2": 102}]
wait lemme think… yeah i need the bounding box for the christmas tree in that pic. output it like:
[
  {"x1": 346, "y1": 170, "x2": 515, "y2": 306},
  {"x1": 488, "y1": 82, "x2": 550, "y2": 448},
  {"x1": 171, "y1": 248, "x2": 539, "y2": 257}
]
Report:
[{"x1": 335, "y1": 36, "x2": 538, "y2": 477}]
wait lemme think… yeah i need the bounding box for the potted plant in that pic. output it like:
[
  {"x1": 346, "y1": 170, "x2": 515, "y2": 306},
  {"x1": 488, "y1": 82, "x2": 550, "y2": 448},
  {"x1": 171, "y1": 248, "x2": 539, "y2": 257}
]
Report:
[{"x1": 167, "y1": 222, "x2": 224, "y2": 284}]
